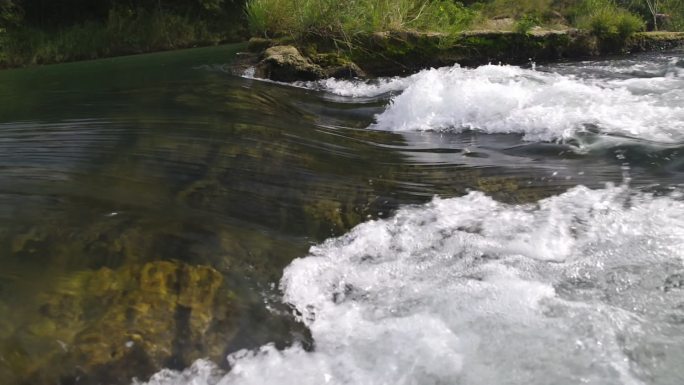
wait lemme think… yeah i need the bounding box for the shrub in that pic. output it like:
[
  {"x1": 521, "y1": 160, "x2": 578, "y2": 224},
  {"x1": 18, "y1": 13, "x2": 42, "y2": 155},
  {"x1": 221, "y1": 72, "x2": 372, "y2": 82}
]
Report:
[
  {"x1": 0, "y1": 6, "x2": 229, "y2": 68},
  {"x1": 515, "y1": 14, "x2": 540, "y2": 33},
  {"x1": 615, "y1": 9, "x2": 646, "y2": 37},
  {"x1": 575, "y1": 0, "x2": 645, "y2": 38}
]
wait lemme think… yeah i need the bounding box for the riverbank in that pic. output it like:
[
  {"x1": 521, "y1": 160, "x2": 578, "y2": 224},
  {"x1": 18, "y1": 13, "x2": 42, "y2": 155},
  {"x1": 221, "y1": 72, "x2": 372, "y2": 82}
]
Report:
[
  {"x1": 3, "y1": 1, "x2": 682, "y2": 72},
  {"x1": 0, "y1": 5, "x2": 247, "y2": 69},
  {"x1": 239, "y1": 30, "x2": 684, "y2": 81}
]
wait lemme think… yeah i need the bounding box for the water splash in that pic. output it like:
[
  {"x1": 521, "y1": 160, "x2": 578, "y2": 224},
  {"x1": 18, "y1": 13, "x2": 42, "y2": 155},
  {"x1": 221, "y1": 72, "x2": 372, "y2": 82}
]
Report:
[
  {"x1": 292, "y1": 52, "x2": 684, "y2": 147},
  {"x1": 368, "y1": 64, "x2": 684, "y2": 144},
  {"x1": 138, "y1": 184, "x2": 684, "y2": 385}
]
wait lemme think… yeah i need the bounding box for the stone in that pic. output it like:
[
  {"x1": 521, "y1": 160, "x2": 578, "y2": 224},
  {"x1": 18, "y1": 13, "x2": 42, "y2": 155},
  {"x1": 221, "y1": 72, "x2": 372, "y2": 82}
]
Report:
[
  {"x1": 247, "y1": 37, "x2": 273, "y2": 53},
  {"x1": 255, "y1": 45, "x2": 324, "y2": 82},
  {"x1": 2, "y1": 261, "x2": 238, "y2": 385},
  {"x1": 311, "y1": 53, "x2": 365, "y2": 79}
]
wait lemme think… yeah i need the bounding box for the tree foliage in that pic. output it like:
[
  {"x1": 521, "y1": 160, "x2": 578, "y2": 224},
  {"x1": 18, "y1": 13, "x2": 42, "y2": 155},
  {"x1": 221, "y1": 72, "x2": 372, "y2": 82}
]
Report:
[
  {"x1": 3, "y1": 0, "x2": 245, "y2": 29},
  {"x1": 0, "y1": 0, "x2": 247, "y2": 68},
  {"x1": 0, "y1": 0, "x2": 23, "y2": 27}
]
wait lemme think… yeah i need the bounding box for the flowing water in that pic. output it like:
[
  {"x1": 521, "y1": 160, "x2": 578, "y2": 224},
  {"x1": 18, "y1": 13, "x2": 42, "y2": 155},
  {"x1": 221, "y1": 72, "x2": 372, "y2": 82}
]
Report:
[{"x1": 0, "y1": 45, "x2": 683, "y2": 385}]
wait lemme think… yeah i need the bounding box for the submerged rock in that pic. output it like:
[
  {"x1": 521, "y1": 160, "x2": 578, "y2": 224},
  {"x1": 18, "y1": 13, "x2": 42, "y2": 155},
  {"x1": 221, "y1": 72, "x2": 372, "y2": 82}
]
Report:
[
  {"x1": 255, "y1": 45, "x2": 324, "y2": 82},
  {"x1": 2, "y1": 261, "x2": 237, "y2": 385}
]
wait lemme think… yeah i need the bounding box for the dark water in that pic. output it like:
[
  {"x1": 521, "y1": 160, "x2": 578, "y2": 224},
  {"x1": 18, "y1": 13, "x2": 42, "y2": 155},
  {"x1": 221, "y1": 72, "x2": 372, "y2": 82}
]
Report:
[{"x1": 0, "y1": 45, "x2": 683, "y2": 385}]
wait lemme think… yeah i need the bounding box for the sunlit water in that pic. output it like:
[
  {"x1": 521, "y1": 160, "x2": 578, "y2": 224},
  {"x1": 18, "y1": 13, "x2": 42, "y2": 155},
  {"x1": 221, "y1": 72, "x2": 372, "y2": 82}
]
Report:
[{"x1": 0, "y1": 45, "x2": 683, "y2": 385}]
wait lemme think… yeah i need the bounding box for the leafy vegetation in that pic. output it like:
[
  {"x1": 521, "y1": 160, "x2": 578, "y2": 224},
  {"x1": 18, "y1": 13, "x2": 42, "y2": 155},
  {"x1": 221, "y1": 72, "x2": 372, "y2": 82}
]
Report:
[
  {"x1": 621, "y1": 0, "x2": 684, "y2": 30},
  {"x1": 0, "y1": 0, "x2": 247, "y2": 68},
  {"x1": 246, "y1": 0, "x2": 477, "y2": 39},
  {"x1": 1, "y1": 0, "x2": 683, "y2": 68},
  {"x1": 668, "y1": 1, "x2": 684, "y2": 30},
  {"x1": 244, "y1": 0, "x2": 675, "y2": 41},
  {"x1": 514, "y1": 14, "x2": 542, "y2": 33},
  {"x1": 575, "y1": 0, "x2": 646, "y2": 38}
]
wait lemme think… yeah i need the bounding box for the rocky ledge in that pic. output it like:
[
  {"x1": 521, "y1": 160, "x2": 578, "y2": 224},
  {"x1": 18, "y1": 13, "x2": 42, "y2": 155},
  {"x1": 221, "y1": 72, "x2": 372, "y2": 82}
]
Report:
[
  {"x1": 252, "y1": 45, "x2": 364, "y2": 82},
  {"x1": 240, "y1": 30, "x2": 684, "y2": 81}
]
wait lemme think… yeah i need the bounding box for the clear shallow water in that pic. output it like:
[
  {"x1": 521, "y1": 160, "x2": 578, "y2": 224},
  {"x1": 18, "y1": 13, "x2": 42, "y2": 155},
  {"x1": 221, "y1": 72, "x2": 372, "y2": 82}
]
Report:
[{"x1": 0, "y1": 46, "x2": 683, "y2": 385}]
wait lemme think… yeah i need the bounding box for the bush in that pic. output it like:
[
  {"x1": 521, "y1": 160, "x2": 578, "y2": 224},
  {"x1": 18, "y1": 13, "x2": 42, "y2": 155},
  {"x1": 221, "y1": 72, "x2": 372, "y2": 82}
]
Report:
[
  {"x1": 576, "y1": 0, "x2": 645, "y2": 38},
  {"x1": 0, "y1": 6, "x2": 231, "y2": 68},
  {"x1": 615, "y1": 9, "x2": 646, "y2": 37},
  {"x1": 515, "y1": 14, "x2": 540, "y2": 33}
]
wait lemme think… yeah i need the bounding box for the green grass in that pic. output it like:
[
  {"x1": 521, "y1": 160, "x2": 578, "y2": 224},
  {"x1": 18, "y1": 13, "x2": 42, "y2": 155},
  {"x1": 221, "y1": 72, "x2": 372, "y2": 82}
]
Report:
[
  {"x1": 481, "y1": 0, "x2": 555, "y2": 19},
  {"x1": 2, "y1": 0, "x2": 680, "y2": 68},
  {"x1": 245, "y1": 0, "x2": 477, "y2": 40},
  {"x1": 244, "y1": 0, "x2": 660, "y2": 41}
]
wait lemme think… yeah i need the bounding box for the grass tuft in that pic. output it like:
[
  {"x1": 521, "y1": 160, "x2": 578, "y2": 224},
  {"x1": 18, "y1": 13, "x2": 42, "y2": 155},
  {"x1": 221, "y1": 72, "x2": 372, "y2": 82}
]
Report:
[{"x1": 245, "y1": 0, "x2": 477, "y2": 40}]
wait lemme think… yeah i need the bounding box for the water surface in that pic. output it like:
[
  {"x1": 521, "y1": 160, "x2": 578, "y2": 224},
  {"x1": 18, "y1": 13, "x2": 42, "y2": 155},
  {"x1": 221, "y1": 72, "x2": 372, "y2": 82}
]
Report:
[{"x1": 0, "y1": 45, "x2": 683, "y2": 385}]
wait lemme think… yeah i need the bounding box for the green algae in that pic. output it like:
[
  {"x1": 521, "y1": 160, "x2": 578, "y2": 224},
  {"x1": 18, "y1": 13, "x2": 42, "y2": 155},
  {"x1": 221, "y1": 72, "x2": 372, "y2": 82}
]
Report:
[{"x1": 0, "y1": 261, "x2": 236, "y2": 384}]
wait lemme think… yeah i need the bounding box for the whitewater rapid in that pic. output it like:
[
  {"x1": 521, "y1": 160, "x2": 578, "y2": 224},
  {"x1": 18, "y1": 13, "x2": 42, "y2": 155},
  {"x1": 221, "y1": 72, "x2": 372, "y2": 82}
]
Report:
[
  {"x1": 142, "y1": 52, "x2": 684, "y2": 385},
  {"x1": 139, "y1": 184, "x2": 684, "y2": 385},
  {"x1": 305, "y1": 55, "x2": 684, "y2": 145}
]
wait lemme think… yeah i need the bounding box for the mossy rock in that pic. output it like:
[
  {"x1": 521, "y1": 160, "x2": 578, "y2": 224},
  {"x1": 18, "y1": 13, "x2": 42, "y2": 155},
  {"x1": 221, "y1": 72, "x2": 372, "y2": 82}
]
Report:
[
  {"x1": 2, "y1": 261, "x2": 238, "y2": 385},
  {"x1": 9, "y1": 216, "x2": 192, "y2": 271},
  {"x1": 310, "y1": 53, "x2": 365, "y2": 79},
  {"x1": 255, "y1": 45, "x2": 325, "y2": 82},
  {"x1": 627, "y1": 32, "x2": 684, "y2": 53},
  {"x1": 246, "y1": 29, "x2": 684, "y2": 81},
  {"x1": 350, "y1": 31, "x2": 449, "y2": 76},
  {"x1": 247, "y1": 37, "x2": 274, "y2": 53},
  {"x1": 296, "y1": 30, "x2": 620, "y2": 78}
]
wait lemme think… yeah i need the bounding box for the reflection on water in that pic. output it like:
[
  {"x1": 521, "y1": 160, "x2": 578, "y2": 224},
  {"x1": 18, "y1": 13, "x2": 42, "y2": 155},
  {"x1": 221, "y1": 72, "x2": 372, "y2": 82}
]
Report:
[{"x1": 0, "y1": 45, "x2": 682, "y2": 384}]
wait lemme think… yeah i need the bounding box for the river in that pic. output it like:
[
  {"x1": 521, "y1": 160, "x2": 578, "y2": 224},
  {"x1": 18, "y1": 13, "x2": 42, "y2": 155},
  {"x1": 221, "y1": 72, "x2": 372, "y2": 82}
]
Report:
[{"x1": 0, "y1": 44, "x2": 683, "y2": 385}]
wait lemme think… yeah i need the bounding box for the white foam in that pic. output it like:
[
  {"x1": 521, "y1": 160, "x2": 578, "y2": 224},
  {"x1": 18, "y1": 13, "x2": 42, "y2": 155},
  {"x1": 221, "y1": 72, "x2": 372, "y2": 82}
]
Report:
[
  {"x1": 138, "y1": 185, "x2": 684, "y2": 385},
  {"x1": 369, "y1": 64, "x2": 684, "y2": 144},
  {"x1": 244, "y1": 59, "x2": 684, "y2": 145},
  {"x1": 241, "y1": 67, "x2": 410, "y2": 97},
  {"x1": 241, "y1": 66, "x2": 256, "y2": 78},
  {"x1": 301, "y1": 76, "x2": 412, "y2": 98}
]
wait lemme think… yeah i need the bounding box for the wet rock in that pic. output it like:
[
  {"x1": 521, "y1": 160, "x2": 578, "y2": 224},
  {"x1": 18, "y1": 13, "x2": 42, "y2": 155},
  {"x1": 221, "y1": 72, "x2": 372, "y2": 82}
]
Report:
[
  {"x1": 247, "y1": 37, "x2": 274, "y2": 53},
  {"x1": 627, "y1": 32, "x2": 684, "y2": 53},
  {"x1": 4, "y1": 261, "x2": 237, "y2": 385},
  {"x1": 255, "y1": 45, "x2": 324, "y2": 82},
  {"x1": 664, "y1": 272, "x2": 684, "y2": 292},
  {"x1": 245, "y1": 30, "x2": 684, "y2": 81},
  {"x1": 311, "y1": 53, "x2": 365, "y2": 79},
  {"x1": 355, "y1": 30, "x2": 599, "y2": 76}
]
